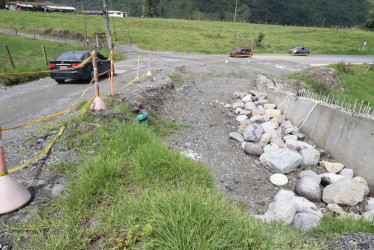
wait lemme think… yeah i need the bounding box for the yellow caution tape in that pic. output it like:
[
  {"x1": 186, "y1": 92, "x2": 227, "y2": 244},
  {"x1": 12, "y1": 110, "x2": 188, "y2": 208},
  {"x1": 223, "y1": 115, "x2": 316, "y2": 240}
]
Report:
[
  {"x1": 6, "y1": 125, "x2": 66, "y2": 175},
  {"x1": 3, "y1": 67, "x2": 149, "y2": 175},
  {"x1": 80, "y1": 95, "x2": 96, "y2": 114},
  {"x1": 2, "y1": 78, "x2": 95, "y2": 131},
  {"x1": 0, "y1": 55, "x2": 93, "y2": 77}
]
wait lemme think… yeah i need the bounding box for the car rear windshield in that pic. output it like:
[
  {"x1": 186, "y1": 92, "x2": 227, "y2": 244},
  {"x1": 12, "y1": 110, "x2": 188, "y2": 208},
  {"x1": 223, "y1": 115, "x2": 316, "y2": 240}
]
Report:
[{"x1": 56, "y1": 51, "x2": 88, "y2": 61}]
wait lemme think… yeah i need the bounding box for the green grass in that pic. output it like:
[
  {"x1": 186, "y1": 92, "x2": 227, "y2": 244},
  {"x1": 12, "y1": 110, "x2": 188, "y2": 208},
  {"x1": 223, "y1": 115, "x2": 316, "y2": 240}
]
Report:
[
  {"x1": 0, "y1": 10, "x2": 373, "y2": 55},
  {"x1": 289, "y1": 63, "x2": 374, "y2": 111}
]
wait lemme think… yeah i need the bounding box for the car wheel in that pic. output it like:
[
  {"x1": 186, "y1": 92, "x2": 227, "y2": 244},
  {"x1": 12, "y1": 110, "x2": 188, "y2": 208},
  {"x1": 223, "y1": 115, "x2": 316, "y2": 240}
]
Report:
[
  {"x1": 87, "y1": 70, "x2": 94, "y2": 82},
  {"x1": 55, "y1": 79, "x2": 65, "y2": 84},
  {"x1": 307, "y1": 52, "x2": 310, "y2": 55}
]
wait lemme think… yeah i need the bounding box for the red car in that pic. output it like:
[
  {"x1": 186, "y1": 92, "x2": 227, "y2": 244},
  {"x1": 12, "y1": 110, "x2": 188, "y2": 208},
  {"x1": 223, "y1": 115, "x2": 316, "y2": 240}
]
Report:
[{"x1": 229, "y1": 48, "x2": 253, "y2": 57}]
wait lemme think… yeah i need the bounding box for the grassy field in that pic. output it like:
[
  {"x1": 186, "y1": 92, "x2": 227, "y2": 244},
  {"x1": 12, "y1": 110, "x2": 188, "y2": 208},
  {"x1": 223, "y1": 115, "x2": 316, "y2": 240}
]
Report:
[
  {"x1": 0, "y1": 10, "x2": 373, "y2": 55},
  {"x1": 289, "y1": 63, "x2": 374, "y2": 111},
  {"x1": 0, "y1": 33, "x2": 125, "y2": 86},
  {"x1": 5, "y1": 102, "x2": 374, "y2": 249}
]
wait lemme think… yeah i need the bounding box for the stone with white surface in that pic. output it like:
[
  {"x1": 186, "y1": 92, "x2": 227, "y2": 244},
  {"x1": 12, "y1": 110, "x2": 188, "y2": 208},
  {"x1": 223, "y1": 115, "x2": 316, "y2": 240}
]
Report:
[
  {"x1": 320, "y1": 161, "x2": 344, "y2": 173},
  {"x1": 250, "y1": 115, "x2": 265, "y2": 123},
  {"x1": 243, "y1": 124, "x2": 264, "y2": 142},
  {"x1": 229, "y1": 132, "x2": 244, "y2": 142},
  {"x1": 265, "y1": 109, "x2": 281, "y2": 118},
  {"x1": 264, "y1": 103, "x2": 277, "y2": 109},
  {"x1": 300, "y1": 148, "x2": 320, "y2": 166},
  {"x1": 242, "y1": 94, "x2": 253, "y2": 103},
  {"x1": 320, "y1": 173, "x2": 346, "y2": 185},
  {"x1": 263, "y1": 143, "x2": 280, "y2": 152},
  {"x1": 339, "y1": 168, "x2": 354, "y2": 179},
  {"x1": 270, "y1": 173, "x2": 288, "y2": 186},
  {"x1": 236, "y1": 115, "x2": 248, "y2": 122},
  {"x1": 327, "y1": 203, "x2": 345, "y2": 215},
  {"x1": 244, "y1": 102, "x2": 257, "y2": 110},
  {"x1": 299, "y1": 170, "x2": 321, "y2": 184},
  {"x1": 292, "y1": 213, "x2": 321, "y2": 232},
  {"x1": 261, "y1": 121, "x2": 277, "y2": 133},
  {"x1": 233, "y1": 100, "x2": 245, "y2": 109},
  {"x1": 259, "y1": 133, "x2": 272, "y2": 147},
  {"x1": 260, "y1": 148, "x2": 303, "y2": 174}
]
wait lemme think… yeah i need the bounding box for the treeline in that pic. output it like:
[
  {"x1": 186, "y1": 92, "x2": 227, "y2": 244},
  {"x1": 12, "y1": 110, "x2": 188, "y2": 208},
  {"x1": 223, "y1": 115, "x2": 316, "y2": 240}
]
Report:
[{"x1": 23, "y1": 0, "x2": 373, "y2": 27}]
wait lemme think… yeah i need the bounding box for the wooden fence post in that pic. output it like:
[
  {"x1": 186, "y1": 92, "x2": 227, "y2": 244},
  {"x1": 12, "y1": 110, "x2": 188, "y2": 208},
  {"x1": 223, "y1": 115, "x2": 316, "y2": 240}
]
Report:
[
  {"x1": 4, "y1": 45, "x2": 15, "y2": 69},
  {"x1": 42, "y1": 45, "x2": 48, "y2": 66}
]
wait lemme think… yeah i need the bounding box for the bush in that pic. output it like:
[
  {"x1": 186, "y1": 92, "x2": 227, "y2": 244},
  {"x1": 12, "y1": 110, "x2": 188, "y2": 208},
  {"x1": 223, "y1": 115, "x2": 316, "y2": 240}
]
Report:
[{"x1": 335, "y1": 62, "x2": 355, "y2": 75}]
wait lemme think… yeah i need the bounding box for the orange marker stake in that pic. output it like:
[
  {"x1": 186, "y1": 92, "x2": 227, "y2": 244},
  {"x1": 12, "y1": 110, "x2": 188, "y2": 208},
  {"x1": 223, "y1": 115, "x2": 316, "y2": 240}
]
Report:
[
  {"x1": 135, "y1": 55, "x2": 141, "y2": 83},
  {"x1": 90, "y1": 51, "x2": 106, "y2": 111},
  {"x1": 110, "y1": 50, "x2": 114, "y2": 95}
]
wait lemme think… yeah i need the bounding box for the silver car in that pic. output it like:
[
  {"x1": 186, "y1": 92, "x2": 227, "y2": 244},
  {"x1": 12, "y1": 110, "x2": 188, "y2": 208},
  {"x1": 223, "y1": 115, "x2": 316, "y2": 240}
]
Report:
[{"x1": 289, "y1": 46, "x2": 310, "y2": 55}]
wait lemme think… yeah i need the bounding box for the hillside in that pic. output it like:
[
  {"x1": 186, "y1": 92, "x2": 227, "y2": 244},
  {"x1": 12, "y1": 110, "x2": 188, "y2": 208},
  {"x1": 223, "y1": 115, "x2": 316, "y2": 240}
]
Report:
[{"x1": 24, "y1": 0, "x2": 374, "y2": 27}]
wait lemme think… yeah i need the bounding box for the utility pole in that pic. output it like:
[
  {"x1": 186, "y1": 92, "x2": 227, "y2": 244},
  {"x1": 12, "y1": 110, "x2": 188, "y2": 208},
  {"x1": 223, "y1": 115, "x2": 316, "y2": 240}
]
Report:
[
  {"x1": 82, "y1": 0, "x2": 88, "y2": 46},
  {"x1": 103, "y1": 0, "x2": 113, "y2": 49},
  {"x1": 234, "y1": 0, "x2": 238, "y2": 22}
]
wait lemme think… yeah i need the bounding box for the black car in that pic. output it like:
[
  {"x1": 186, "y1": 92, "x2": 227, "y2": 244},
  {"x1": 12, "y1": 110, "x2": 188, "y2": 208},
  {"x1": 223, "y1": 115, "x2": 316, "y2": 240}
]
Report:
[
  {"x1": 49, "y1": 51, "x2": 111, "y2": 84},
  {"x1": 289, "y1": 46, "x2": 310, "y2": 55}
]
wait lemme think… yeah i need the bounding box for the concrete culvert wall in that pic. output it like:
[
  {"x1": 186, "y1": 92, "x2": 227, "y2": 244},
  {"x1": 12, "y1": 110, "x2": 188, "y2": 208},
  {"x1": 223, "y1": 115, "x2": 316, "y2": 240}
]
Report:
[{"x1": 257, "y1": 77, "x2": 374, "y2": 189}]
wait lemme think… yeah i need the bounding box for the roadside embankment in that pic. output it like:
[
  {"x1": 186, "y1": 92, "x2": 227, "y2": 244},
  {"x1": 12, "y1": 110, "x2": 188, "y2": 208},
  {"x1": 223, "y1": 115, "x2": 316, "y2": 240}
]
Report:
[{"x1": 257, "y1": 76, "x2": 374, "y2": 189}]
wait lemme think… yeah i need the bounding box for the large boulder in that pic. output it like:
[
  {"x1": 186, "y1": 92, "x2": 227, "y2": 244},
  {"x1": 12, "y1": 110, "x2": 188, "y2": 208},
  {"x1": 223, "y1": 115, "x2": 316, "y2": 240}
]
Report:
[
  {"x1": 260, "y1": 148, "x2": 303, "y2": 174},
  {"x1": 243, "y1": 124, "x2": 264, "y2": 142},
  {"x1": 300, "y1": 148, "x2": 320, "y2": 166},
  {"x1": 295, "y1": 176, "x2": 322, "y2": 202},
  {"x1": 299, "y1": 170, "x2": 321, "y2": 184},
  {"x1": 322, "y1": 178, "x2": 365, "y2": 206},
  {"x1": 262, "y1": 200, "x2": 297, "y2": 225}
]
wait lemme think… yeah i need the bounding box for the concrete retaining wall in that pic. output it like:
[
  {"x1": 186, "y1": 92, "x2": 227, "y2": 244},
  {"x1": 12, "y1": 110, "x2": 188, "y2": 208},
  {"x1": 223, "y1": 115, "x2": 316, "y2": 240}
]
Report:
[{"x1": 257, "y1": 83, "x2": 374, "y2": 188}]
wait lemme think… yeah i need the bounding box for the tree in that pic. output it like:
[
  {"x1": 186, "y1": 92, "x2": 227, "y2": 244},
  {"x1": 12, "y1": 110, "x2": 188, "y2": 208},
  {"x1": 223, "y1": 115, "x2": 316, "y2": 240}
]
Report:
[
  {"x1": 238, "y1": 4, "x2": 250, "y2": 21},
  {"x1": 362, "y1": 15, "x2": 374, "y2": 30},
  {"x1": 234, "y1": 0, "x2": 238, "y2": 22},
  {"x1": 143, "y1": 0, "x2": 161, "y2": 17}
]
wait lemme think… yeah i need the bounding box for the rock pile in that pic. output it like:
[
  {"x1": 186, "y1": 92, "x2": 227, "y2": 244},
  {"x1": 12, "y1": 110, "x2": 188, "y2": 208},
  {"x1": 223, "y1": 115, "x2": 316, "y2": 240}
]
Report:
[{"x1": 229, "y1": 90, "x2": 373, "y2": 231}]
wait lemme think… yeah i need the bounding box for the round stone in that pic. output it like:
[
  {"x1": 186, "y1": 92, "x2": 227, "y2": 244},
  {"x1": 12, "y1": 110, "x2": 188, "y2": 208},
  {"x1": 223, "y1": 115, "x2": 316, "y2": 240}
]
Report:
[{"x1": 270, "y1": 173, "x2": 288, "y2": 186}]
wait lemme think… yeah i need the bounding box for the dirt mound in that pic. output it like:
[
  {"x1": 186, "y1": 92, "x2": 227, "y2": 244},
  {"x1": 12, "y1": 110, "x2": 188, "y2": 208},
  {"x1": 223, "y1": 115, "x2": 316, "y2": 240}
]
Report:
[{"x1": 302, "y1": 67, "x2": 340, "y2": 88}]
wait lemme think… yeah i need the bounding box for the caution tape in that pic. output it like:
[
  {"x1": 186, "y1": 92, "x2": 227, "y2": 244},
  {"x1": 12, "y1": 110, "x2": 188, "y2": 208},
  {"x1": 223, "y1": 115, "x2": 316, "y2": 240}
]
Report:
[
  {"x1": 2, "y1": 77, "x2": 96, "y2": 131},
  {"x1": 0, "y1": 55, "x2": 93, "y2": 77},
  {"x1": 3, "y1": 65, "x2": 152, "y2": 175},
  {"x1": 0, "y1": 125, "x2": 66, "y2": 176}
]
